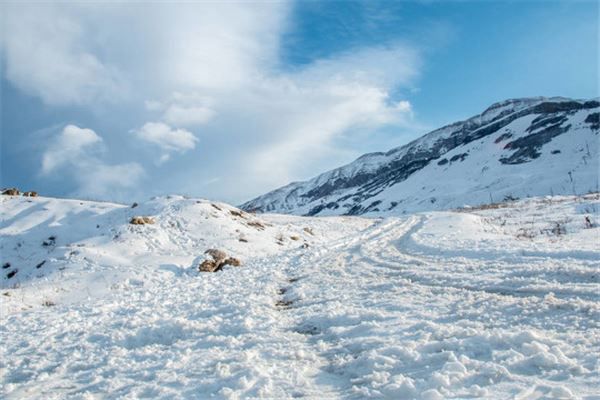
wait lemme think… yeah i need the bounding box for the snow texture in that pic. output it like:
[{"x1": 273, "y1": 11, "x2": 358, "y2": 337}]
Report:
[{"x1": 1, "y1": 192, "x2": 599, "y2": 399}]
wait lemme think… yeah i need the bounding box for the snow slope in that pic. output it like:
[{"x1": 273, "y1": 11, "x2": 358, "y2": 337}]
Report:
[
  {"x1": 1, "y1": 193, "x2": 598, "y2": 399},
  {"x1": 242, "y1": 97, "x2": 599, "y2": 216},
  {"x1": 0, "y1": 194, "x2": 368, "y2": 313}
]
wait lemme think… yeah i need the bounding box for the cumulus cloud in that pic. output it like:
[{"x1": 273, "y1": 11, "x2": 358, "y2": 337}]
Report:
[
  {"x1": 42, "y1": 125, "x2": 102, "y2": 173},
  {"x1": 133, "y1": 122, "x2": 198, "y2": 154},
  {"x1": 41, "y1": 125, "x2": 143, "y2": 199}
]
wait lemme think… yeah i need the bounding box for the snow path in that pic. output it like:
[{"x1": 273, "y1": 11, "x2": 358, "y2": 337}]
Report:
[
  {"x1": 1, "y1": 195, "x2": 599, "y2": 399},
  {"x1": 273, "y1": 214, "x2": 598, "y2": 398}
]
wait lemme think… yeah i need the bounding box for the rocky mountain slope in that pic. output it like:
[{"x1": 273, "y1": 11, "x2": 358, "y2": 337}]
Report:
[{"x1": 242, "y1": 97, "x2": 599, "y2": 216}]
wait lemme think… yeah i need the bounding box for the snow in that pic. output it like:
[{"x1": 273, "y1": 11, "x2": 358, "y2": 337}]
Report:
[
  {"x1": 242, "y1": 97, "x2": 599, "y2": 217},
  {"x1": 1, "y1": 193, "x2": 599, "y2": 399}
]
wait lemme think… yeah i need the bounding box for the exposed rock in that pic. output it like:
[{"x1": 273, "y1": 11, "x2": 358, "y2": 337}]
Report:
[
  {"x1": 199, "y1": 249, "x2": 242, "y2": 272},
  {"x1": 2, "y1": 188, "x2": 20, "y2": 196},
  {"x1": 230, "y1": 209, "x2": 245, "y2": 218},
  {"x1": 130, "y1": 216, "x2": 155, "y2": 225},
  {"x1": 224, "y1": 257, "x2": 242, "y2": 267},
  {"x1": 449, "y1": 153, "x2": 468, "y2": 162},
  {"x1": 585, "y1": 112, "x2": 599, "y2": 130},
  {"x1": 500, "y1": 123, "x2": 570, "y2": 164},
  {"x1": 247, "y1": 221, "x2": 265, "y2": 230},
  {"x1": 199, "y1": 260, "x2": 219, "y2": 272},
  {"x1": 23, "y1": 191, "x2": 38, "y2": 197},
  {"x1": 494, "y1": 132, "x2": 513, "y2": 143},
  {"x1": 42, "y1": 236, "x2": 56, "y2": 247},
  {"x1": 204, "y1": 248, "x2": 227, "y2": 262}
]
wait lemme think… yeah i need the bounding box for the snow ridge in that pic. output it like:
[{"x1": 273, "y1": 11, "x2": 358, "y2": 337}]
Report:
[{"x1": 241, "y1": 97, "x2": 599, "y2": 216}]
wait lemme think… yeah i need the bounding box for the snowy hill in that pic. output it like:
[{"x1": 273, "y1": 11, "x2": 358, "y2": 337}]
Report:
[
  {"x1": 242, "y1": 97, "x2": 599, "y2": 216},
  {"x1": 1, "y1": 192, "x2": 599, "y2": 399},
  {"x1": 0, "y1": 194, "x2": 367, "y2": 313}
]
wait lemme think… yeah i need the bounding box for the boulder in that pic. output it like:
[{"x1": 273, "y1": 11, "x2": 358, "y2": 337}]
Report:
[
  {"x1": 204, "y1": 249, "x2": 227, "y2": 262},
  {"x1": 130, "y1": 216, "x2": 155, "y2": 225},
  {"x1": 2, "y1": 188, "x2": 20, "y2": 196},
  {"x1": 224, "y1": 257, "x2": 242, "y2": 267},
  {"x1": 199, "y1": 260, "x2": 219, "y2": 272},
  {"x1": 198, "y1": 249, "x2": 242, "y2": 272}
]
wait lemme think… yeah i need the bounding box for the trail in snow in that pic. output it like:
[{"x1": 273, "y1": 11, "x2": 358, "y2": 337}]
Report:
[{"x1": 0, "y1": 194, "x2": 598, "y2": 399}]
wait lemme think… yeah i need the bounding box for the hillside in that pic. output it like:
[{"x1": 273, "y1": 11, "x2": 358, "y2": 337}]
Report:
[
  {"x1": 242, "y1": 97, "x2": 599, "y2": 216},
  {"x1": 1, "y1": 193, "x2": 599, "y2": 398}
]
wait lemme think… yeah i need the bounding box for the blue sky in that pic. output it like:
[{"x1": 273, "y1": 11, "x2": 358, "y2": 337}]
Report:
[{"x1": 1, "y1": 0, "x2": 597, "y2": 204}]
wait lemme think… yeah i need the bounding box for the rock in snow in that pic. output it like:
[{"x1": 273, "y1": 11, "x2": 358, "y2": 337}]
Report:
[
  {"x1": 129, "y1": 216, "x2": 156, "y2": 225},
  {"x1": 199, "y1": 249, "x2": 242, "y2": 272}
]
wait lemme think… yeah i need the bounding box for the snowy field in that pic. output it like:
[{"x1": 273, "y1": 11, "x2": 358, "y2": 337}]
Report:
[{"x1": 1, "y1": 193, "x2": 599, "y2": 399}]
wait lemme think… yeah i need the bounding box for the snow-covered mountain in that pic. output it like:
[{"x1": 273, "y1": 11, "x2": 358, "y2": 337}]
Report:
[{"x1": 242, "y1": 97, "x2": 599, "y2": 216}]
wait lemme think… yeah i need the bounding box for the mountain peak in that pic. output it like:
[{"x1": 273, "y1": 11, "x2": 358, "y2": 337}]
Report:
[{"x1": 241, "y1": 97, "x2": 599, "y2": 216}]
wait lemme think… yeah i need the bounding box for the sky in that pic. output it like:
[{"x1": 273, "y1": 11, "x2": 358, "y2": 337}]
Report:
[{"x1": 1, "y1": 0, "x2": 598, "y2": 204}]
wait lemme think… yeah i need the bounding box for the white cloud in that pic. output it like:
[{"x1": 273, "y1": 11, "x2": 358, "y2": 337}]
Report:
[
  {"x1": 40, "y1": 125, "x2": 143, "y2": 199},
  {"x1": 42, "y1": 125, "x2": 102, "y2": 173},
  {"x1": 163, "y1": 104, "x2": 215, "y2": 126},
  {"x1": 134, "y1": 122, "x2": 198, "y2": 156},
  {"x1": 0, "y1": 3, "x2": 126, "y2": 105},
  {"x1": 6, "y1": 2, "x2": 424, "y2": 202}
]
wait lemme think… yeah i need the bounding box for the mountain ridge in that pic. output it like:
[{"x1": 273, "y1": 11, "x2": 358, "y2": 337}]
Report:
[{"x1": 241, "y1": 96, "x2": 599, "y2": 215}]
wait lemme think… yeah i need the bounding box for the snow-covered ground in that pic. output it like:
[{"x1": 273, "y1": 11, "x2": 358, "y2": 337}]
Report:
[{"x1": 1, "y1": 193, "x2": 598, "y2": 399}]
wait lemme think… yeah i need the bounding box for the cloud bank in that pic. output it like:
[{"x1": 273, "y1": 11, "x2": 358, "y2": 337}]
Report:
[{"x1": 1, "y1": 2, "x2": 422, "y2": 202}]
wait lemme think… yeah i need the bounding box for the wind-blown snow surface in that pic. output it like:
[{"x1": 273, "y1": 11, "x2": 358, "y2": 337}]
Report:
[
  {"x1": 1, "y1": 193, "x2": 599, "y2": 399},
  {"x1": 242, "y1": 97, "x2": 599, "y2": 216}
]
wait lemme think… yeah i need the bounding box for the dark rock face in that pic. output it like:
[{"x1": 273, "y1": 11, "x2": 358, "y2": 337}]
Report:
[
  {"x1": 495, "y1": 132, "x2": 513, "y2": 143},
  {"x1": 450, "y1": 153, "x2": 468, "y2": 163},
  {"x1": 500, "y1": 123, "x2": 570, "y2": 165},
  {"x1": 585, "y1": 112, "x2": 599, "y2": 131},
  {"x1": 242, "y1": 97, "x2": 599, "y2": 216}
]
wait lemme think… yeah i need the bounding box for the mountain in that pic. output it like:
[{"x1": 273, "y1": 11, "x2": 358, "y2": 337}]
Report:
[{"x1": 241, "y1": 97, "x2": 600, "y2": 216}]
